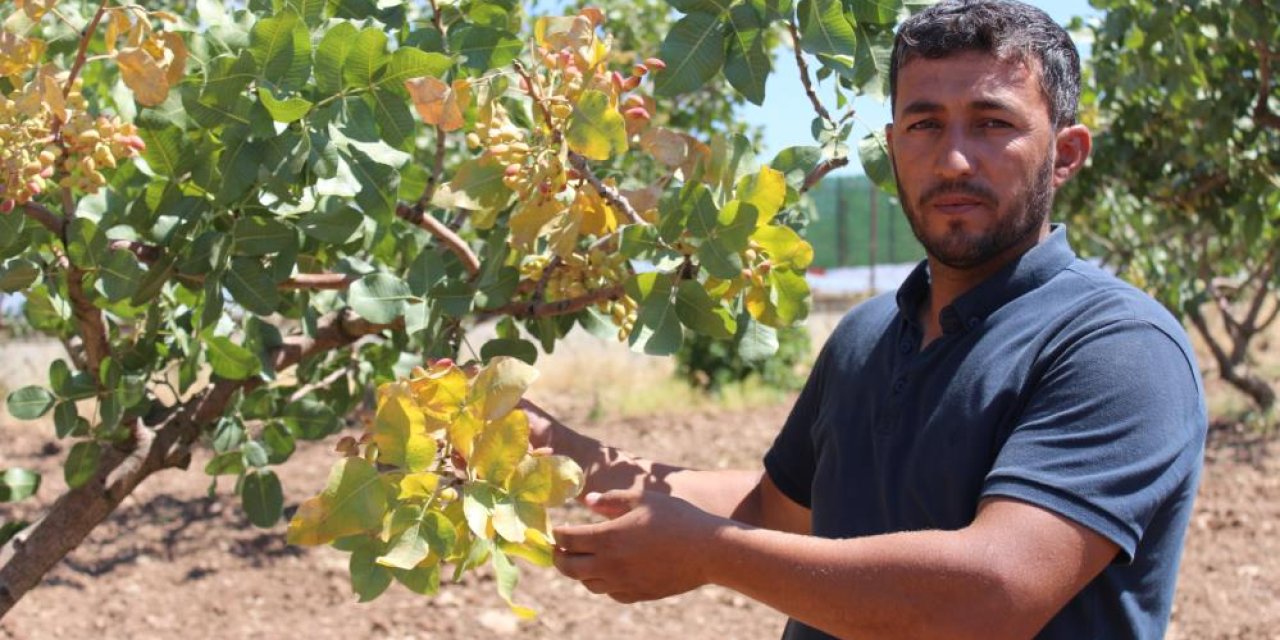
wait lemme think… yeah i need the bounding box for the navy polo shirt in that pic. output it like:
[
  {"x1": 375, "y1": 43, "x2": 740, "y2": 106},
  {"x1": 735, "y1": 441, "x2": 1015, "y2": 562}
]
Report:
[{"x1": 764, "y1": 226, "x2": 1206, "y2": 639}]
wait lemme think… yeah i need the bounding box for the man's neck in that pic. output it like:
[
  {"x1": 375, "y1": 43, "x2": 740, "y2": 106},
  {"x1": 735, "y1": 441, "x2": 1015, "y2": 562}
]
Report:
[{"x1": 920, "y1": 225, "x2": 1051, "y2": 347}]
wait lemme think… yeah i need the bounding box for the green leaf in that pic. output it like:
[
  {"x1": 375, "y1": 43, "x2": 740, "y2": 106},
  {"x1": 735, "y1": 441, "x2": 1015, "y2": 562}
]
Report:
[
  {"x1": 0, "y1": 212, "x2": 24, "y2": 253},
  {"x1": 857, "y1": 130, "x2": 897, "y2": 195},
  {"x1": 283, "y1": 0, "x2": 326, "y2": 26},
  {"x1": 287, "y1": 457, "x2": 388, "y2": 546},
  {"x1": 54, "y1": 400, "x2": 89, "y2": 438},
  {"x1": 7, "y1": 386, "x2": 55, "y2": 420},
  {"x1": 655, "y1": 12, "x2": 727, "y2": 97},
  {"x1": 0, "y1": 520, "x2": 29, "y2": 547},
  {"x1": 449, "y1": 25, "x2": 522, "y2": 71},
  {"x1": 345, "y1": 147, "x2": 401, "y2": 223},
  {"x1": 249, "y1": 11, "x2": 311, "y2": 90},
  {"x1": 205, "y1": 451, "x2": 245, "y2": 476},
  {"x1": 480, "y1": 339, "x2": 539, "y2": 365},
  {"x1": 0, "y1": 469, "x2": 40, "y2": 502},
  {"x1": 225, "y1": 257, "x2": 281, "y2": 316},
  {"x1": 392, "y1": 563, "x2": 441, "y2": 595},
  {"x1": 770, "y1": 268, "x2": 811, "y2": 325},
  {"x1": 65, "y1": 441, "x2": 101, "y2": 489},
  {"x1": 138, "y1": 121, "x2": 190, "y2": 177},
  {"x1": 380, "y1": 48, "x2": 452, "y2": 89},
  {"x1": 257, "y1": 87, "x2": 313, "y2": 122},
  {"x1": 675, "y1": 280, "x2": 737, "y2": 338},
  {"x1": 853, "y1": 24, "x2": 893, "y2": 100},
  {"x1": 724, "y1": 4, "x2": 771, "y2": 106},
  {"x1": 0, "y1": 259, "x2": 39, "y2": 293},
  {"x1": 234, "y1": 217, "x2": 295, "y2": 256},
  {"x1": 282, "y1": 398, "x2": 340, "y2": 440},
  {"x1": 342, "y1": 27, "x2": 389, "y2": 88},
  {"x1": 441, "y1": 159, "x2": 513, "y2": 215},
  {"x1": 669, "y1": 0, "x2": 735, "y2": 13},
  {"x1": 798, "y1": 0, "x2": 857, "y2": 60},
  {"x1": 770, "y1": 146, "x2": 822, "y2": 190},
  {"x1": 349, "y1": 273, "x2": 411, "y2": 324},
  {"x1": 241, "y1": 469, "x2": 284, "y2": 528},
  {"x1": 350, "y1": 546, "x2": 393, "y2": 602},
  {"x1": 262, "y1": 422, "x2": 296, "y2": 464},
  {"x1": 849, "y1": 0, "x2": 902, "y2": 25},
  {"x1": 299, "y1": 206, "x2": 363, "y2": 244},
  {"x1": 737, "y1": 316, "x2": 779, "y2": 362},
  {"x1": 566, "y1": 90, "x2": 629, "y2": 161},
  {"x1": 377, "y1": 509, "x2": 430, "y2": 570},
  {"x1": 131, "y1": 253, "x2": 177, "y2": 306},
  {"x1": 698, "y1": 236, "x2": 744, "y2": 280},
  {"x1": 315, "y1": 22, "x2": 358, "y2": 95},
  {"x1": 619, "y1": 224, "x2": 662, "y2": 259},
  {"x1": 626, "y1": 273, "x2": 683, "y2": 355},
  {"x1": 491, "y1": 548, "x2": 536, "y2": 618},
  {"x1": 99, "y1": 250, "x2": 145, "y2": 303},
  {"x1": 369, "y1": 88, "x2": 416, "y2": 148},
  {"x1": 242, "y1": 440, "x2": 270, "y2": 468},
  {"x1": 204, "y1": 335, "x2": 262, "y2": 380}
]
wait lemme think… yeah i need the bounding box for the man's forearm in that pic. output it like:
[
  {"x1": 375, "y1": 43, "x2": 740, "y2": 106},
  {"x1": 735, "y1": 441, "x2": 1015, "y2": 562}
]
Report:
[
  {"x1": 543, "y1": 419, "x2": 762, "y2": 522},
  {"x1": 703, "y1": 524, "x2": 1038, "y2": 640}
]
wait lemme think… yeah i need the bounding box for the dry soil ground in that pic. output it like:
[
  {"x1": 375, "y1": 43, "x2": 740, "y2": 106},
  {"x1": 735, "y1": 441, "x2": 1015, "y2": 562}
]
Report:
[{"x1": 0, "y1": 312, "x2": 1277, "y2": 640}]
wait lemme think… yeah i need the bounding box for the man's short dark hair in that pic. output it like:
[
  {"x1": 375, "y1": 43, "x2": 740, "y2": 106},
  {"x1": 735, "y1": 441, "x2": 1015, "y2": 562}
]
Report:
[{"x1": 889, "y1": 0, "x2": 1081, "y2": 128}]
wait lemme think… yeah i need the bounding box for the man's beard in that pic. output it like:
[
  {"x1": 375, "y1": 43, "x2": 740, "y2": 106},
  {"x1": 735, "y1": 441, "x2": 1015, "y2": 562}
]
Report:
[{"x1": 895, "y1": 156, "x2": 1055, "y2": 270}]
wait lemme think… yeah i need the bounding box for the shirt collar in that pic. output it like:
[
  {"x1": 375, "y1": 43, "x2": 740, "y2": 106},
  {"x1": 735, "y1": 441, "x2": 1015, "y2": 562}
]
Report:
[{"x1": 896, "y1": 224, "x2": 1077, "y2": 335}]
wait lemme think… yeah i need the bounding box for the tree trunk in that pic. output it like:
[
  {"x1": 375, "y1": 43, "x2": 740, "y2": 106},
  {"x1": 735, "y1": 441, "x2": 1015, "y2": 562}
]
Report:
[{"x1": 1187, "y1": 306, "x2": 1277, "y2": 412}]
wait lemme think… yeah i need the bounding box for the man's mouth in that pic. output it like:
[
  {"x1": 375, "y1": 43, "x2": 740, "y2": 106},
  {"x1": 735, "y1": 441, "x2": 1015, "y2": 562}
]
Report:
[{"x1": 928, "y1": 194, "x2": 987, "y2": 213}]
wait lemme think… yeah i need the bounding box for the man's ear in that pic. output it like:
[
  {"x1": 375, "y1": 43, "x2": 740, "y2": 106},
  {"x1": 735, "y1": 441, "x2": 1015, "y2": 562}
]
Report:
[
  {"x1": 1052, "y1": 124, "x2": 1091, "y2": 188},
  {"x1": 884, "y1": 123, "x2": 895, "y2": 152}
]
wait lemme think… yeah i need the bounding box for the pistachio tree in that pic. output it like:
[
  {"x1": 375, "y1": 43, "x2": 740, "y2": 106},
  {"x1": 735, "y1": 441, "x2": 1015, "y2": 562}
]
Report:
[{"x1": 0, "y1": 0, "x2": 914, "y2": 615}]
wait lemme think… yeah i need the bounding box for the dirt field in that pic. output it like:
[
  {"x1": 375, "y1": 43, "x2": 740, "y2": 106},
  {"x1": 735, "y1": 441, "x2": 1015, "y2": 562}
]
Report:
[{"x1": 1, "y1": 313, "x2": 1277, "y2": 639}]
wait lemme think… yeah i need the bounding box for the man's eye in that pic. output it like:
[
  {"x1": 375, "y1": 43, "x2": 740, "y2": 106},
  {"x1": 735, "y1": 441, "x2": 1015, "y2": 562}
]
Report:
[
  {"x1": 907, "y1": 120, "x2": 940, "y2": 131},
  {"x1": 979, "y1": 119, "x2": 1013, "y2": 129}
]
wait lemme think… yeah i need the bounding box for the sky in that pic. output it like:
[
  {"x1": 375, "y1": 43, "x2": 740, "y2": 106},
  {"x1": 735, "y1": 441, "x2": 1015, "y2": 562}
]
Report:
[{"x1": 740, "y1": 0, "x2": 1103, "y2": 172}]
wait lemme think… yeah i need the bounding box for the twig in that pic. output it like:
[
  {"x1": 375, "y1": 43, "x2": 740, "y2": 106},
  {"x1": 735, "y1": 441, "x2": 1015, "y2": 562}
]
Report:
[
  {"x1": 288, "y1": 360, "x2": 355, "y2": 403},
  {"x1": 788, "y1": 20, "x2": 834, "y2": 126},
  {"x1": 489, "y1": 283, "x2": 626, "y2": 319},
  {"x1": 395, "y1": 203, "x2": 481, "y2": 277},
  {"x1": 801, "y1": 157, "x2": 850, "y2": 194},
  {"x1": 63, "y1": 0, "x2": 111, "y2": 100},
  {"x1": 567, "y1": 152, "x2": 643, "y2": 225},
  {"x1": 512, "y1": 60, "x2": 557, "y2": 136},
  {"x1": 278, "y1": 273, "x2": 361, "y2": 291},
  {"x1": 18, "y1": 202, "x2": 65, "y2": 236}
]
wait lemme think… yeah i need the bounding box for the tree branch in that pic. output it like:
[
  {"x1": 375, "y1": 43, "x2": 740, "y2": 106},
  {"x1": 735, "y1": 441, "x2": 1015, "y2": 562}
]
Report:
[
  {"x1": 0, "y1": 308, "x2": 401, "y2": 616},
  {"x1": 488, "y1": 283, "x2": 626, "y2": 320},
  {"x1": 19, "y1": 202, "x2": 64, "y2": 236},
  {"x1": 1255, "y1": 39, "x2": 1280, "y2": 131},
  {"x1": 395, "y1": 203, "x2": 481, "y2": 277},
  {"x1": 63, "y1": 0, "x2": 111, "y2": 100},
  {"x1": 801, "y1": 157, "x2": 850, "y2": 194},
  {"x1": 567, "y1": 152, "x2": 643, "y2": 225},
  {"x1": 788, "y1": 20, "x2": 834, "y2": 126}
]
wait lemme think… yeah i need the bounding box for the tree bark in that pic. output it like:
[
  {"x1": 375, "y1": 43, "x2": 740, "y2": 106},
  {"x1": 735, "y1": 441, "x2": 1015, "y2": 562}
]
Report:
[{"x1": 1187, "y1": 306, "x2": 1277, "y2": 412}]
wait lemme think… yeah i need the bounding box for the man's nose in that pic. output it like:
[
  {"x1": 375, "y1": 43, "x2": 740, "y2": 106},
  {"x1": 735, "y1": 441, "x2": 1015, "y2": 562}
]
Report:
[{"x1": 934, "y1": 131, "x2": 977, "y2": 180}]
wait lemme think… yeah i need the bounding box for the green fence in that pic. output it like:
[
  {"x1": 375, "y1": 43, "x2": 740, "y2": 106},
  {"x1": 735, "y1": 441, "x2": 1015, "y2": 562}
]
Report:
[{"x1": 804, "y1": 175, "x2": 925, "y2": 268}]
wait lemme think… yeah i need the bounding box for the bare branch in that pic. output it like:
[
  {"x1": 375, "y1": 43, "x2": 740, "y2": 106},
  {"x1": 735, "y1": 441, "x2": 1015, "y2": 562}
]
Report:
[
  {"x1": 18, "y1": 202, "x2": 64, "y2": 236},
  {"x1": 568, "y1": 152, "x2": 643, "y2": 225},
  {"x1": 788, "y1": 20, "x2": 834, "y2": 126},
  {"x1": 278, "y1": 273, "x2": 361, "y2": 291},
  {"x1": 395, "y1": 203, "x2": 481, "y2": 277},
  {"x1": 801, "y1": 157, "x2": 851, "y2": 194},
  {"x1": 63, "y1": 0, "x2": 111, "y2": 100},
  {"x1": 489, "y1": 283, "x2": 627, "y2": 319}
]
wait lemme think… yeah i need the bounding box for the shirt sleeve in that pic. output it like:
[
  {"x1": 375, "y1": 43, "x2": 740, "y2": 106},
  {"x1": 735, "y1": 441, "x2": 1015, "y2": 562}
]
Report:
[
  {"x1": 982, "y1": 319, "x2": 1206, "y2": 563},
  {"x1": 763, "y1": 341, "x2": 831, "y2": 509}
]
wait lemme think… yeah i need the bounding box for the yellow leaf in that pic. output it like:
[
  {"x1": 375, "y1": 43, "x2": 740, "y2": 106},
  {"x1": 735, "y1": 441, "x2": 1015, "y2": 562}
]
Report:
[
  {"x1": 160, "y1": 32, "x2": 188, "y2": 88},
  {"x1": 0, "y1": 32, "x2": 45, "y2": 77},
  {"x1": 745, "y1": 284, "x2": 775, "y2": 324},
  {"x1": 448, "y1": 407, "x2": 484, "y2": 460},
  {"x1": 116, "y1": 47, "x2": 170, "y2": 107},
  {"x1": 545, "y1": 207, "x2": 583, "y2": 258},
  {"x1": 409, "y1": 364, "x2": 468, "y2": 421},
  {"x1": 751, "y1": 224, "x2": 815, "y2": 270},
  {"x1": 405, "y1": 76, "x2": 470, "y2": 132},
  {"x1": 572, "y1": 185, "x2": 618, "y2": 237},
  {"x1": 509, "y1": 194, "x2": 566, "y2": 249},
  {"x1": 738, "y1": 166, "x2": 788, "y2": 225},
  {"x1": 370, "y1": 383, "x2": 436, "y2": 472},
  {"x1": 471, "y1": 357, "x2": 540, "y2": 421},
  {"x1": 398, "y1": 471, "x2": 441, "y2": 500},
  {"x1": 511, "y1": 455, "x2": 584, "y2": 504},
  {"x1": 103, "y1": 9, "x2": 131, "y2": 53},
  {"x1": 286, "y1": 457, "x2": 388, "y2": 546},
  {"x1": 17, "y1": 0, "x2": 56, "y2": 21},
  {"x1": 471, "y1": 410, "x2": 530, "y2": 485},
  {"x1": 499, "y1": 528, "x2": 554, "y2": 567},
  {"x1": 566, "y1": 89, "x2": 628, "y2": 161}
]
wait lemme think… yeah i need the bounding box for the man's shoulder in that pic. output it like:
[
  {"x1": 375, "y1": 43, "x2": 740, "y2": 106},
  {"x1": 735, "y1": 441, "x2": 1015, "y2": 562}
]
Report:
[
  {"x1": 1048, "y1": 259, "x2": 1188, "y2": 338},
  {"x1": 832, "y1": 290, "x2": 900, "y2": 338}
]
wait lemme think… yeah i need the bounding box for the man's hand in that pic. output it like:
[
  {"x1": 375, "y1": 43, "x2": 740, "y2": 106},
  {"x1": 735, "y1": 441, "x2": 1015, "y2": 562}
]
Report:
[{"x1": 552, "y1": 490, "x2": 729, "y2": 603}]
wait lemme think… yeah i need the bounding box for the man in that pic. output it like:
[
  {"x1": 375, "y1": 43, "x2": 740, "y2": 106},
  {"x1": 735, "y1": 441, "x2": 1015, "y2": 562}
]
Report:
[{"x1": 525, "y1": 1, "x2": 1207, "y2": 637}]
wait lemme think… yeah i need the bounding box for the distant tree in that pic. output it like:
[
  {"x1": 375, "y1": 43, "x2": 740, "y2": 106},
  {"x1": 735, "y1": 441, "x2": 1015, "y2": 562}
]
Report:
[{"x1": 1065, "y1": 0, "x2": 1280, "y2": 412}]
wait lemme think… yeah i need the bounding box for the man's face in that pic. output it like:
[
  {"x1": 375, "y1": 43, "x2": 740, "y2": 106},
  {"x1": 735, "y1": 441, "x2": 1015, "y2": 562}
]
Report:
[{"x1": 887, "y1": 51, "x2": 1057, "y2": 270}]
